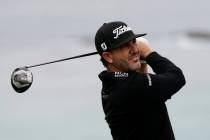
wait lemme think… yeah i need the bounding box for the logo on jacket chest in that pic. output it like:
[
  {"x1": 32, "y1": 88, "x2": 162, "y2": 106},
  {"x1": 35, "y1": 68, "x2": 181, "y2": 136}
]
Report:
[{"x1": 114, "y1": 72, "x2": 129, "y2": 77}]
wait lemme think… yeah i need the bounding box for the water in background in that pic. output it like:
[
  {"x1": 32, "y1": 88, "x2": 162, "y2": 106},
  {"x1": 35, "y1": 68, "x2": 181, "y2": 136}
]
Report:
[{"x1": 1, "y1": 0, "x2": 210, "y2": 140}]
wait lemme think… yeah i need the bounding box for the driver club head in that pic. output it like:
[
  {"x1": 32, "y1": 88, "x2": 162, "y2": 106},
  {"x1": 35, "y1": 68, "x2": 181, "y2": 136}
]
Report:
[{"x1": 11, "y1": 67, "x2": 33, "y2": 93}]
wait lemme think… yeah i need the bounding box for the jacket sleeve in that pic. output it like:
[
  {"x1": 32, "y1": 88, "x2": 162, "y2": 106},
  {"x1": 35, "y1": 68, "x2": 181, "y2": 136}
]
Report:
[{"x1": 129, "y1": 52, "x2": 186, "y2": 101}]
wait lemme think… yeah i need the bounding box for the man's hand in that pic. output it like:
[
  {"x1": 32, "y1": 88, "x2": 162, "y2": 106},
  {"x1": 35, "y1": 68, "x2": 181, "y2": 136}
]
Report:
[
  {"x1": 136, "y1": 37, "x2": 153, "y2": 73},
  {"x1": 136, "y1": 37, "x2": 153, "y2": 60}
]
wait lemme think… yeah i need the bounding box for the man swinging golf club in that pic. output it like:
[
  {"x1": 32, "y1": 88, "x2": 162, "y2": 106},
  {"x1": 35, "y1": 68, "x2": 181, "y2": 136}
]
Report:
[{"x1": 95, "y1": 21, "x2": 186, "y2": 140}]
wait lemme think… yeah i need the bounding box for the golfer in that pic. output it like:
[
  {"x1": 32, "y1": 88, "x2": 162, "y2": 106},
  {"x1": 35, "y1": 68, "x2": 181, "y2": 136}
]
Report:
[{"x1": 94, "y1": 21, "x2": 186, "y2": 140}]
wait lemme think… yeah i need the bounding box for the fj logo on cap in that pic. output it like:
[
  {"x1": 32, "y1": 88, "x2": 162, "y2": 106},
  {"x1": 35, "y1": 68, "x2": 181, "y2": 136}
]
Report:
[
  {"x1": 101, "y1": 42, "x2": 107, "y2": 51},
  {"x1": 113, "y1": 25, "x2": 132, "y2": 39}
]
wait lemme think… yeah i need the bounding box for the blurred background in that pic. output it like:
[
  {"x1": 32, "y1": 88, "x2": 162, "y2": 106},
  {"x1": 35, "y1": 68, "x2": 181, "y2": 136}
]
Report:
[{"x1": 1, "y1": 0, "x2": 210, "y2": 139}]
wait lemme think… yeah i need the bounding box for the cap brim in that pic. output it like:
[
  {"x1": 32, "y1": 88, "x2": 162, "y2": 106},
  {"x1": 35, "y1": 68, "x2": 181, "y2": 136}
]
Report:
[
  {"x1": 135, "y1": 33, "x2": 147, "y2": 38},
  {"x1": 109, "y1": 33, "x2": 147, "y2": 51}
]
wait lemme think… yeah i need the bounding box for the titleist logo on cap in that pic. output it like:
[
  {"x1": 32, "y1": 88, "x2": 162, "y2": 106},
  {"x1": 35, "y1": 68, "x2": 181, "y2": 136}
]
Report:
[{"x1": 113, "y1": 25, "x2": 132, "y2": 39}]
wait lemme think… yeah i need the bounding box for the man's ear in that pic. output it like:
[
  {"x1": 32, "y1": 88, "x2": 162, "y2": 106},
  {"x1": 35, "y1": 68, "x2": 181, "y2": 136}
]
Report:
[{"x1": 102, "y1": 52, "x2": 113, "y2": 64}]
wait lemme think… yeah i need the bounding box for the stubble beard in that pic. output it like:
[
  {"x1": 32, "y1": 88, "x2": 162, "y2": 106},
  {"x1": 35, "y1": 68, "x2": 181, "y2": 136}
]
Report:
[{"x1": 113, "y1": 59, "x2": 141, "y2": 72}]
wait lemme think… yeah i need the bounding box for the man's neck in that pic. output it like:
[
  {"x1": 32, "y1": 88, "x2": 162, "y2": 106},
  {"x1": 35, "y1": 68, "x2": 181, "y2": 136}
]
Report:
[{"x1": 106, "y1": 64, "x2": 125, "y2": 72}]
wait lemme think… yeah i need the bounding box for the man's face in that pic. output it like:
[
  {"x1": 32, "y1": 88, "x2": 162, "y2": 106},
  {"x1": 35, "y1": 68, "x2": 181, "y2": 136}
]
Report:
[{"x1": 108, "y1": 39, "x2": 141, "y2": 72}]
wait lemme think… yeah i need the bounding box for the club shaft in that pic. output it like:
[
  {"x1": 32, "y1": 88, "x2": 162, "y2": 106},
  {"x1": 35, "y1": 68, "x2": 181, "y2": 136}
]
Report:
[{"x1": 26, "y1": 52, "x2": 99, "y2": 68}]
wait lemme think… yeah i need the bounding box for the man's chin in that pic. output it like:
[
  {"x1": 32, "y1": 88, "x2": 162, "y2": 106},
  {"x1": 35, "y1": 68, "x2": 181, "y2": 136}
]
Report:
[{"x1": 129, "y1": 62, "x2": 141, "y2": 71}]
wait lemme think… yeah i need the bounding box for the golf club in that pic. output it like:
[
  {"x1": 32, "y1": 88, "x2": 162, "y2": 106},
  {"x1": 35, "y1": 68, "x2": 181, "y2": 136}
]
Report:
[
  {"x1": 11, "y1": 51, "x2": 99, "y2": 93},
  {"x1": 11, "y1": 51, "x2": 147, "y2": 93}
]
